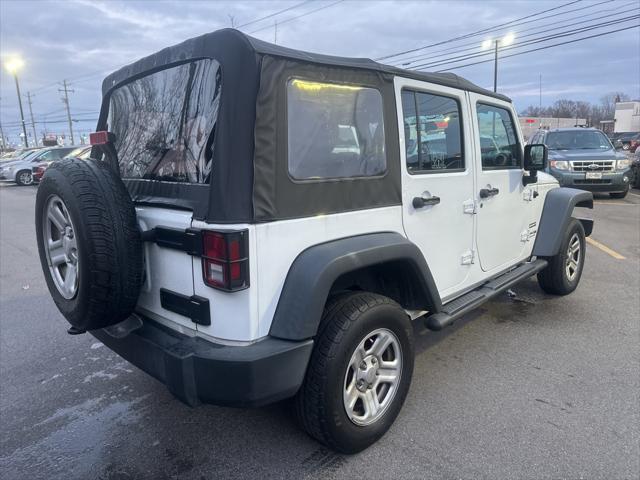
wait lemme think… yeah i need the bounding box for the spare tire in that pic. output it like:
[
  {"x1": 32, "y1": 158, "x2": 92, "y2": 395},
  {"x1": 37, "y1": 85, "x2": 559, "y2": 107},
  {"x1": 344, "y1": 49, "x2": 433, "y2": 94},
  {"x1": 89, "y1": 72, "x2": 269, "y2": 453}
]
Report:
[{"x1": 35, "y1": 158, "x2": 143, "y2": 331}]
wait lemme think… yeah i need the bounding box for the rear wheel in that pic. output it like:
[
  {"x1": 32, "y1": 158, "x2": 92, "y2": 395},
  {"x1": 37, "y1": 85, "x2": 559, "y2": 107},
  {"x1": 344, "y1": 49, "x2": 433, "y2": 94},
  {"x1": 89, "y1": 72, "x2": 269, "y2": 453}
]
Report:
[
  {"x1": 537, "y1": 218, "x2": 585, "y2": 295},
  {"x1": 295, "y1": 292, "x2": 414, "y2": 454},
  {"x1": 16, "y1": 169, "x2": 34, "y2": 186}
]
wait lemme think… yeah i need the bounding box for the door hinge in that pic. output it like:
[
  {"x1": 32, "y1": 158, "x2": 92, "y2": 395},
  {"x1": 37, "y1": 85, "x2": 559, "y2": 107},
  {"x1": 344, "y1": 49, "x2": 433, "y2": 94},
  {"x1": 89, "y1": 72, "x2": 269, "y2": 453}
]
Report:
[
  {"x1": 160, "y1": 289, "x2": 211, "y2": 326},
  {"x1": 463, "y1": 199, "x2": 477, "y2": 214},
  {"x1": 523, "y1": 189, "x2": 534, "y2": 202},
  {"x1": 461, "y1": 249, "x2": 475, "y2": 265}
]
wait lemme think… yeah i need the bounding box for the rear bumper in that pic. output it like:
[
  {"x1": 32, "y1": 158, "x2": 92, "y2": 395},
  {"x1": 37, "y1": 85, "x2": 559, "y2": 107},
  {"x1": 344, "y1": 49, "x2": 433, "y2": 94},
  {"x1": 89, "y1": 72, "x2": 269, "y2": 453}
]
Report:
[
  {"x1": 550, "y1": 169, "x2": 631, "y2": 193},
  {"x1": 91, "y1": 316, "x2": 313, "y2": 407}
]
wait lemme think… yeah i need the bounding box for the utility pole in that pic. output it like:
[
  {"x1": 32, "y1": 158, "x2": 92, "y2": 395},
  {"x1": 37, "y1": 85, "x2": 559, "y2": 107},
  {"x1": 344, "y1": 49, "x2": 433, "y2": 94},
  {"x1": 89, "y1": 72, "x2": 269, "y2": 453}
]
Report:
[
  {"x1": 0, "y1": 120, "x2": 6, "y2": 150},
  {"x1": 59, "y1": 80, "x2": 75, "y2": 145},
  {"x1": 539, "y1": 74, "x2": 542, "y2": 129},
  {"x1": 274, "y1": 19, "x2": 278, "y2": 44},
  {"x1": 25, "y1": 92, "x2": 38, "y2": 147},
  {"x1": 493, "y1": 39, "x2": 498, "y2": 93}
]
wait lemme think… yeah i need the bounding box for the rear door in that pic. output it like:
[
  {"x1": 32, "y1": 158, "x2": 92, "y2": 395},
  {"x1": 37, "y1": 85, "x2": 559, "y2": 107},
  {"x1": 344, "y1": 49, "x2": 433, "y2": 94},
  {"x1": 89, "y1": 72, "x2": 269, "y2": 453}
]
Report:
[
  {"x1": 396, "y1": 78, "x2": 475, "y2": 298},
  {"x1": 469, "y1": 94, "x2": 531, "y2": 272},
  {"x1": 135, "y1": 207, "x2": 197, "y2": 333},
  {"x1": 105, "y1": 58, "x2": 222, "y2": 333}
]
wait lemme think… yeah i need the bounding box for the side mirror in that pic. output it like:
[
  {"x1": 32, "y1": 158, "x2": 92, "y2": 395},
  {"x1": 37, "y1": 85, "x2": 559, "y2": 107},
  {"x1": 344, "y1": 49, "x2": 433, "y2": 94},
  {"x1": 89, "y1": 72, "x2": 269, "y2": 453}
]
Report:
[{"x1": 523, "y1": 143, "x2": 547, "y2": 186}]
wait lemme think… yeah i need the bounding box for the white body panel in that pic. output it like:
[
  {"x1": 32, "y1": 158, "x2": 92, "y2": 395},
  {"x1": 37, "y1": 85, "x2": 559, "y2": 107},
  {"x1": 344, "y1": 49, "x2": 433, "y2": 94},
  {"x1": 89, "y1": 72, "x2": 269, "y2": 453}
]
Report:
[
  {"x1": 253, "y1": 206, "x2": 405, "y2": 338},
  {"x1": 135, "y1": 206, "x2": 196, "y2": 335},
  {"x1": 190, "y1": 221, "x2": 259, "y2": 344},
  {"x1": 468, "y1": 93, "x2": 534, "y2": 272},
  {"x1": 393, "y1": 78, "x2": 475, "y2": 298}
]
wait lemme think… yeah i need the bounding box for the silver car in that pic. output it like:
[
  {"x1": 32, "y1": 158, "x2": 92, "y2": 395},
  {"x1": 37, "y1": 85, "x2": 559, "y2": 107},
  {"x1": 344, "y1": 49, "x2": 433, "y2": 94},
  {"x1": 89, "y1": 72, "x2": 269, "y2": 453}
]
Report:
[{"x1": 0, "y1": 147, "x2": 76, "y2": 186}]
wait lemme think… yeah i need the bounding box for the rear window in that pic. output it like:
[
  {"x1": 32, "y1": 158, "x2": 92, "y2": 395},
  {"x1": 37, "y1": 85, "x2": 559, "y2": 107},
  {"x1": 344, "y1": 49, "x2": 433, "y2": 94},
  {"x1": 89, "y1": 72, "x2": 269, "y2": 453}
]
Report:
[
  {"x1": 107, "y1": 59, "x2": 222, "y2": 183},
  {"x1": 287, "y1": 79, "x2": 386, "y2": 180}
]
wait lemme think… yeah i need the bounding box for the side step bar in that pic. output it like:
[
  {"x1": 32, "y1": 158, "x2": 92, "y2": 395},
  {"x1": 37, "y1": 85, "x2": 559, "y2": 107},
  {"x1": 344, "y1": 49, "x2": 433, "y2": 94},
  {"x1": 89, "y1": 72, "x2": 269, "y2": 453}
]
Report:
[{"x1": 424, "y1": 259, "x2": 548, "y2": 331}]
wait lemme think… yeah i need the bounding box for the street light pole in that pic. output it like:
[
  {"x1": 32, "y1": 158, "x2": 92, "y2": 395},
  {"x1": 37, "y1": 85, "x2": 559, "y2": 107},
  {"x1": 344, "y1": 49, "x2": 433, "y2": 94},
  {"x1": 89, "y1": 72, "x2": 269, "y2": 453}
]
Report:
[
  {"x1": 483, "y1": 33, "x2": 514, "y2": 94},
  {"x1": 13, "y1": 73, "x2": 29, "y2": 148},
  {"x1": 4, "y1": 57, "x2": 29, "y2": 148}
]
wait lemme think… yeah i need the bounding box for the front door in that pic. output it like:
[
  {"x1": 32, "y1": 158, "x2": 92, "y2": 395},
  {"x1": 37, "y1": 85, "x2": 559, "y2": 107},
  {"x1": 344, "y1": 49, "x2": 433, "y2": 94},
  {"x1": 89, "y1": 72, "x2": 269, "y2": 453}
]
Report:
[
  {"x1": 469, "y1": 95, "x2": 530, "y2": 272},
  {"x1": 396, "y1": 79, "x2": 475, "y2": 299}
]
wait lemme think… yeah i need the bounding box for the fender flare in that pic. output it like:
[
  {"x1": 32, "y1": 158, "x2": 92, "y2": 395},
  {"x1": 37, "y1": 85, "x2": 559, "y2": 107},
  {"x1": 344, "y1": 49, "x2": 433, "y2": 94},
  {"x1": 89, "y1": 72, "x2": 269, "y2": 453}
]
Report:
[
  {"x1": 532, "y1": 187, "x2": 593, "y2": 257},
  {"x1": 268, "y1": 232, "x2": 442, "y2": 341}
]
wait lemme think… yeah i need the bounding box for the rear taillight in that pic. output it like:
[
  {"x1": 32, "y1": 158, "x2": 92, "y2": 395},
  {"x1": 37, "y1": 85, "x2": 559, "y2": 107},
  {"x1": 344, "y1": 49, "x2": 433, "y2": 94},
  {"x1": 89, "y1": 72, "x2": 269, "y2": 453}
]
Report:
[{"x1": 201, "y1": 230, "x2": 249, "y2": 291}]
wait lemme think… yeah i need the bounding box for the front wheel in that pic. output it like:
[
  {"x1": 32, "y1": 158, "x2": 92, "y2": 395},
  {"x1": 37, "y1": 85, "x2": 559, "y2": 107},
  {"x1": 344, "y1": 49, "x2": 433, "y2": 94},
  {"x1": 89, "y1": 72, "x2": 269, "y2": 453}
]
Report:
[
  {"x1": 537, "y1": 218, "x2": 586, "y2": 295},
  {"x1": 295, "y1": 292, "x2": 414, "y2": 454},
  {"x1": 16, "y1": 170, "x2": 34, "y2": 186}
]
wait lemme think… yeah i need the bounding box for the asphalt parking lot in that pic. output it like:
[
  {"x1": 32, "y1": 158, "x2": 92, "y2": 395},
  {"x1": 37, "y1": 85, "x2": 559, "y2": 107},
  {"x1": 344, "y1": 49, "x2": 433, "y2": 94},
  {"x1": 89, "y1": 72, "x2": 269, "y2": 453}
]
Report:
[{"x1": 0, "y1": 183, "x2": 638, "y2": 480}]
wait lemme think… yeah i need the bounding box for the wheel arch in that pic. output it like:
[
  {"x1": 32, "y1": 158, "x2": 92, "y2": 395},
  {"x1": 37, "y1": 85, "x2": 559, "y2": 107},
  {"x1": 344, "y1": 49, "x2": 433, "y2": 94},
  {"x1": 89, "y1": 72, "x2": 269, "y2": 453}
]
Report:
[
  {"x1": 532, "y1": 187, "x2": 593, "y2": 257},
  {"x1": 268, "y1": 232, "x2": 442, "y2": 341}
]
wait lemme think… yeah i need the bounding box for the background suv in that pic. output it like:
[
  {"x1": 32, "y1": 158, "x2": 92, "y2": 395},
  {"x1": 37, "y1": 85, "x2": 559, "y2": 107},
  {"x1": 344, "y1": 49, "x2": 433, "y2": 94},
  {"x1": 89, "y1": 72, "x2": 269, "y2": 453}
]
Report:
[{"x1": 529, "y1": 127, "x2": 632, "y2": 198}]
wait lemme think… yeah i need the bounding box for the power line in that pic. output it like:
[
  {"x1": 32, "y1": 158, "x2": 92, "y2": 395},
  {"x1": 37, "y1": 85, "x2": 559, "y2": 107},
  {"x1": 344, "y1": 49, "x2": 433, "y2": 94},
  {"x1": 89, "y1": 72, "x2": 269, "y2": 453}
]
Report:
[
  {"x1": 409, "y1": 14, "x2": 639, "y2": 70},
  {"x1": 237, "y1": 0, "x2": 311, "y2": 28},
  {"x1": 247, "y1": 0, "x2": 345, "y2": 34},
  {"x1": 391, "y1": 2, "x2": 639, "y2": 66},
  {"x1": 431, "y1": 24, "x2": 639, "y2": 73},
  {"x1": 376, "y1": 0, "x2": 610, "y2": 62}
]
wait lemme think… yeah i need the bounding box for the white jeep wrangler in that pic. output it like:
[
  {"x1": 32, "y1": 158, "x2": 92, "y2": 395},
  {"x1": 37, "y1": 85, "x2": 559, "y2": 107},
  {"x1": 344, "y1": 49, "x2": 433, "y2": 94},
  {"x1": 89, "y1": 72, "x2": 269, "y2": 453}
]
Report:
[{"x1": 35, "y1": 29, "x2": 593, "y2": 453}]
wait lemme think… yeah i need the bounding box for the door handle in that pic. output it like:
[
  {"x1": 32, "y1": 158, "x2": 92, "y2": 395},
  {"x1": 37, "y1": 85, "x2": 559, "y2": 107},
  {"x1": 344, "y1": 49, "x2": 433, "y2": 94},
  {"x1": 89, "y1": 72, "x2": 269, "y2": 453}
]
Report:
[
  {"x1": 479, "y1": 187, "x2": 500, "y2": 199},
  {"x1": 413, "y1": 195, "x2": 441, "y2": 209}
]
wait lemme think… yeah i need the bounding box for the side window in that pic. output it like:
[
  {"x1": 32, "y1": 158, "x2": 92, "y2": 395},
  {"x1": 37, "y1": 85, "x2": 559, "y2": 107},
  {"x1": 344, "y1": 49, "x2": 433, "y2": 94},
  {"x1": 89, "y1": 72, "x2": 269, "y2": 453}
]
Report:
[
  {"x1": 36, "y1": 151, "x2": 52, "y2": 161},
  {"x1": 287, "y1": 79, "x2": 386, "y2": 180},
  {"x1": 476, "y1": 103, "x2": 521, "y2": 169},
  {"x1": 401, "y1": 89, "x2": 463, "y2": 173}
]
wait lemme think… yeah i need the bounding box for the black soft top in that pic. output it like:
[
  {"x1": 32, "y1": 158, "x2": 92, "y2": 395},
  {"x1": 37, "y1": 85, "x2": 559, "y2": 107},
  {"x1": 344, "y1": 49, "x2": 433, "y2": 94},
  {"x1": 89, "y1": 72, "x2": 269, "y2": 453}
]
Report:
[
  {"x1": 98, "y1": 29, "x2": 511, "y2": 223},
  {"x1": 102, "y1": 28, "x2": 509, "y2": 102}
]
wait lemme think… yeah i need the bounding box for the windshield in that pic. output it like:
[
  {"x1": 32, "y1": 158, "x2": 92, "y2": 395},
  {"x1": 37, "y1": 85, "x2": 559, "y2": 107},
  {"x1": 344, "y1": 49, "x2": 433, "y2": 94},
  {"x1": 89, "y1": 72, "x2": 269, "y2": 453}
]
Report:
[
  {"x1": 108, "y1": 58, "x2": 221, "y2": 184},
  {"x1": 546, "y1": 130, "x2": 613, "y2": 150}
]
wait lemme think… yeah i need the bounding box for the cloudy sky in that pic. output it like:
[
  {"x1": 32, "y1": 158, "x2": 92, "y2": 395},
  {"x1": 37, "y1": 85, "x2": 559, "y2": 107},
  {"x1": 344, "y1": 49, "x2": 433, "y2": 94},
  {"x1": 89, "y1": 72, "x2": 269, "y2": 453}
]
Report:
[{"x1": 0, "y1": 0, "x2": 638, "y2": 145}]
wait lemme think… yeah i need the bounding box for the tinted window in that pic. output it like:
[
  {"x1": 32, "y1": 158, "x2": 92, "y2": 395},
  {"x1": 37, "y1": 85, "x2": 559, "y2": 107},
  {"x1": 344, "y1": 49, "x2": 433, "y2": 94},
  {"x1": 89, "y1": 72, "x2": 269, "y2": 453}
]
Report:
[
  {"x1": 545, "y1": 130, "x2": 612, "y2": 150},
  {"x1": 402, "y1": 90, "x2": 463, "y2": 173},
  {"x1": 108, "y1": 59, "x2": 221, "y2": 183},
  {"x1": 287, "y1": 79, "x2": 386, "y2": 180},
  {"x1": 476, "y1": 104, "x2": 521, "y2": 169},
  {"x1": 35, "y1": 148, "x2": 74, "y2": 161}
]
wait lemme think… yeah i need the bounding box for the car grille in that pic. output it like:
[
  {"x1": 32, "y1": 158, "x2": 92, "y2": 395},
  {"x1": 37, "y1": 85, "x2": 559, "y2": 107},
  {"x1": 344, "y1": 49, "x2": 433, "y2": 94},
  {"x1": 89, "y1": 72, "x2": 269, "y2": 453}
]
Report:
[{"x1": 571, "y1": 160, "x2": 615, "y2": 172}]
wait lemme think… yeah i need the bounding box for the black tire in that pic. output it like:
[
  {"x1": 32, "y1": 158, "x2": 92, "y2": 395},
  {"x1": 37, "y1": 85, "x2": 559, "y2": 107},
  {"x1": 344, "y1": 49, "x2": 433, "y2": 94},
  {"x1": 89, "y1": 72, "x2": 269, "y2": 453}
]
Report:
[
  {"x1": 537, "y1": 218, "x2": 586, "y2": 295},
  {"x1": 295, "y1": 292, "x2": 414, "y2": 454},
  {"x1": 609, "y1": 189, "x2": 628, "y2": 199},
  {"x1": 35, "y1": 158, "x2": 143, "y2": 331},
  {"x1": 15, "y1": 169, "x2": 33, "y2": 186}
]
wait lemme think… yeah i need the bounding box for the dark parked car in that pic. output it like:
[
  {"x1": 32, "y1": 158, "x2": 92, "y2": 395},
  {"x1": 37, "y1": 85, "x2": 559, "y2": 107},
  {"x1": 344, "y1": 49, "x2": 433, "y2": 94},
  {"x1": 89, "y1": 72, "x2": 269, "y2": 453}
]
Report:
[
  {"x1": 529, "y1": 127, "x2": 632, "y2": 198},
  {"x1": 630, "y1": 149, "x2": 640, "y2": 189},
  {"x1": 626, "y1": 133, "x2": 640, "y2": 153},
  {"x1": 617, "y1": 132, "x2": 640, "y2": 151}
]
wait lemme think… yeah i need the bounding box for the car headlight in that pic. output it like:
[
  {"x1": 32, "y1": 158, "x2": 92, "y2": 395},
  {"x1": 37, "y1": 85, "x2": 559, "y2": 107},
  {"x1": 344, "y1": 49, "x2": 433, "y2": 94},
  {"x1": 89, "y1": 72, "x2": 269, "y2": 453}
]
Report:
[
  {"x1": 617, "y1": 159, "x2": 631, "y2": 170},
  {"x1": 550, "y1": 160, "x2": 570, "y2": 170}
]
